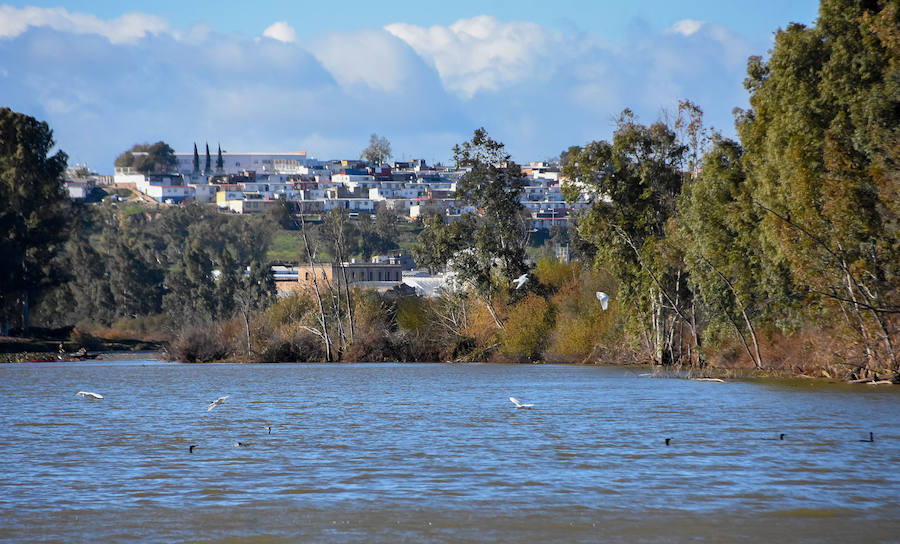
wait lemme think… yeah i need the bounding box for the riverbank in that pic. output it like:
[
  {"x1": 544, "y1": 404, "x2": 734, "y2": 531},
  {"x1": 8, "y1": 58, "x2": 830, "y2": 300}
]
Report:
[{"x1": 0, "y1": 336, "x2": 164, "y2": 363}]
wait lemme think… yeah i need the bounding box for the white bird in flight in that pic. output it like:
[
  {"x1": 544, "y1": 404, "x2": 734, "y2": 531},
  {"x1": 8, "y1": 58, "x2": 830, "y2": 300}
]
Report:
[
  {"x1": 208, "y1": 395, "x2": 229, "y2": 411},
  {"x1": 76, "y1": 391, "x2": 103, "y2": 399},
  {"x1": 596, "y1": 291, "x2": 610, "y2": 311},
  {"x1": 509, "y1": 396, "x2": 534, "y2": 409},
  {"x1": 513, "y1": 274, "x2": 529, "y2": 289}
]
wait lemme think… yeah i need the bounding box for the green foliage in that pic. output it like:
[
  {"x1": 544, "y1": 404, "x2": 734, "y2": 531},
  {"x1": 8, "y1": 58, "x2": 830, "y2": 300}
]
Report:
[
  {"x1": 396, "y1": 296, "x2": 429, "y2": 334},
  {"x1": 563, "y1": 110, "x2": 697, "y2": 365},
  {"x1": 414, "y1": 129, "x2": 530, "y2": 328},
  {"x1": 216, "y1": 143, "x2": 224, "y2": 172},
  {"x1": 114, "y1": 141, "x2": 176, "y2": 174},
  {"x1": 0, "y1": 108, "x2": 70, "y2": 330},
  {"x1": 535, "y1": 257, "x2": 581, "y2": 291},
  {"x1": 736, "y1": 0, "x2": 899, "y2": 372},
  {"x1": 500, "y1": 293, "x2": 556, "y2": 361},
  {"x1": 266, "y1": 290, "x2": 315, "y2": 327},
  {"x1": 545, "y1": 267, "x2": 621, "y2": 362}
]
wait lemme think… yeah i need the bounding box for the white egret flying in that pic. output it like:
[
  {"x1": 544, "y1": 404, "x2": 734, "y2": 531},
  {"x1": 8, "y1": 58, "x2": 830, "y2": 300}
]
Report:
[
  {"x1": 509, "y1": 397, "x2": 534, "y2": 409},
  {"x1": 76, "y1": 391, "x2": 103, "y2": 399},
  {"x1": 208, "y1": 395, "x2": 229, "y2": 411},
  {"x1": 596, "y1": 291, "x2": 610, "y2": 311},
  {"x1": 513, "y1": 274, "x2": 529, "y2": 289}
]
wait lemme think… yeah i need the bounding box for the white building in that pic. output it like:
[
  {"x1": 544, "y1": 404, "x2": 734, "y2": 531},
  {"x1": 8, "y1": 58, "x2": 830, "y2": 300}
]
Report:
[{"x1": 172, "y1": 151, "x2": 315, "y2": 175}]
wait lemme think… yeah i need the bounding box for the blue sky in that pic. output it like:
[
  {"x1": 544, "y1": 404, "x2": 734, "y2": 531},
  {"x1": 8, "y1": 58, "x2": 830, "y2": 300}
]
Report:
[{"x1": 0, "y1": 1, "x2": 820, "y2": 172}]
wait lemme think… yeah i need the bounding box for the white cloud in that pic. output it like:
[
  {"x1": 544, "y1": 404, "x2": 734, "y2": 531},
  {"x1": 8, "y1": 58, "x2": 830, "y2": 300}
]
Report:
[
  {"x1": 669, "y1": 19, "x2": 705, "y2": 36},
  {"x1": 0, "y1": 6, "x2": 168, "y2": 44},
  {"x1": 309, "y1": 29, "x2": 443, "y2": 95},
  {"x1": 386, "y1": 16, "x2": 565, "y2": 98},
  {"x1": 0, "y1": 8, "x2": 763, "y2": 172},
  {"x1": 262, "y1": 21, "x2": 297, "y2": 43}
]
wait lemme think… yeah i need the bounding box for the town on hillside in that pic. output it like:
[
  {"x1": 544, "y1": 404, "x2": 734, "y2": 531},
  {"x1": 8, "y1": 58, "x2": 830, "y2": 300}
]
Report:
[{"x1": 61, "y1": 145, "x2": 590, "y2": 297}]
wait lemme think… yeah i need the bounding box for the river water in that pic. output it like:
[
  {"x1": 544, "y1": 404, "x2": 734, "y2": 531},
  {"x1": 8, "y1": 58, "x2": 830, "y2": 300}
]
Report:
[{"x1": 1, "y1": 359, "x2": 899, "y2": 542}]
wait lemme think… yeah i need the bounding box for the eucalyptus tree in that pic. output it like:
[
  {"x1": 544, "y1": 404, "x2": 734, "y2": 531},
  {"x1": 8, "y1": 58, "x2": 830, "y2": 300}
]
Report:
[
  {"x1": 414, "y1": 128, "x2": 530, "y2": 328},
  {"x1": 0, "y1": 108, "x2": 70, "y2": 333},
  {"x1": 562, "y1": 111, "x2": 699, "y2": 365},
  {"x1": 736, "y1": 0, "x2": 899, "y2": 373},
  {"x1": 677, "y1": 137, "x2": 792, "y2": 369}
]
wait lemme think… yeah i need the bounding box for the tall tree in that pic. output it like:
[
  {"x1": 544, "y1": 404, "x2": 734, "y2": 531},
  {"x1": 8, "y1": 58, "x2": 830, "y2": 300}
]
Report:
[
  {"x1": 677, "y1": 137, "x2": 781, "y2": 369},
  {"x1": 736, "y1": 0, "x2": 899, "y2": 374},
  {"x1": 563, "y1": 111, "x2": 699, "y2": 365},
  {"x1": 216, "y1": 143, "x2": 224, "y2": 173},
  {"x1": 192, "y1": 142, "x2": 200, "y2": 175},
  {"x1": 361, "y1": 133, "x2": 392, "y2": 165},
  {"x1": 414, "y1": 128, "x2": 529, "y2": 328},
  {"x1": 0, "y1": 108, "x2": 70, "y2": 333},
  {"x1": 204, "y1": 143, "x2": 211, "y2": 175}
]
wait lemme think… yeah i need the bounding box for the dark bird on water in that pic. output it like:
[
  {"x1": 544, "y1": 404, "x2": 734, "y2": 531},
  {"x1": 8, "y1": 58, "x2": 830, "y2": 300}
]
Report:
[
  {"x1": 665, "y1": 438, "x2": 671, "y2": 446},
  {"x1": 860, "y1": 432, "x2": 874, "y2": 443},
  {"x1": 189, "y1": 444, "x2": 198, "y2": 453},
  {"x1": 265, "y1": 425, "x2": 272, "y2": 434},
  {"x1": 234, "y1": 441, "x2": 249, "y2": 447}
]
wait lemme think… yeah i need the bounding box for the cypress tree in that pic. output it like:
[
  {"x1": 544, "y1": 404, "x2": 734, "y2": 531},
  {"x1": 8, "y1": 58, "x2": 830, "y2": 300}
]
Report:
[
  {"x1": 192, "y1": 142, "x2": 200, "y2": 174},
  {"x1": 216, "y1": 143, "x2": 224, "y2": 173},
  {"x1": 204, "y1": 143, "x2": 211, "y2": 175}
]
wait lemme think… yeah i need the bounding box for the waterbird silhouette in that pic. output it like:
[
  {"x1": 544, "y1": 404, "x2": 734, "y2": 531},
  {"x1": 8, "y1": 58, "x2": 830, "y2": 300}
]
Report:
[
  {"x1": 665, "y1": 438, "x2": 671, "y2": 446},
  {"x1": 509, "y1": 397, "x2": 533, "y2": 409},
  {"x1": 76, "y1": 391, "x2": 103, "y2": 399},
  {"x1": 207, "y1": 395, "x2": 229, "y2": 411},
  {"x1": 513, "y1": 274, "x2": 529, "y2": 290},
  {"x1": 596, "y1": 291, "x2": 610, "y2": 311},
  {"x1": 763, "y1": 433, "x2": 786, "y2": 441},
  {"x1": 860, "y1": 432, "x2": 874, "y2": 443},
  {"x1": 265, "y1": 425, "x2": 272, "y2": 434},
  {"x1": 189, "y1": 444, "x2": 198, "y2": 453},
  {"x1": 234, "y1": 441, "x2": 249, "y2": 447}
]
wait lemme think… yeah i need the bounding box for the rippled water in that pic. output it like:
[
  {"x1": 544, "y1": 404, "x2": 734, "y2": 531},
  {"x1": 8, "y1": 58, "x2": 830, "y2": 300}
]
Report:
[{"x1": 1, "y1": 359, "x2": 899, "y2": 542}]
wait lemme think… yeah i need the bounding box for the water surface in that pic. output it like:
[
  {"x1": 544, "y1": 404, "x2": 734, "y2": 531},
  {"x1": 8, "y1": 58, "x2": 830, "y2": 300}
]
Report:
[{"x1": 1, "y1": 360, "x2": 898, "y2": 542}]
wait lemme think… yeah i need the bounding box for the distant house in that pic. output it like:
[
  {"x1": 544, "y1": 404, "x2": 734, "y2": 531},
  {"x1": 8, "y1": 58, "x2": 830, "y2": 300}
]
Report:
[
  {"x1": 65, "y1": 180, "x2": 93, "y2": 200},
  {"x1": 172, "y1": 151, "x2": 316, "y2": 176},
  {"x1": 273, "y1": 262, "x2": 403, "y2": 296},
  {"x1": 142, "y1": 183, "x2": 194, "y2": 204}
]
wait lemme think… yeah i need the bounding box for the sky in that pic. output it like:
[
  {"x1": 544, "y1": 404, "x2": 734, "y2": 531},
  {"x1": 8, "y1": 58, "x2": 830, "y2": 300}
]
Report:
[{"x1": 0, "y1": 1, "x2": 821, "y2": 173}]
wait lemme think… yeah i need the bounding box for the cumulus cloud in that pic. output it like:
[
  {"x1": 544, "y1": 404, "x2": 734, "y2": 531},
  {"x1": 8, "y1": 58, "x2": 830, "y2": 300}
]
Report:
[
  {"x1": 309, "y1": 29, "x2": 438, "y2": 94},
  {"x1": 386, "y1": 16, "x2": 567, "y2": 98},
  {"x1": 261, "y1": 21, "x2": 297, "y2": 43},
  {"x1": 0, "y1": 5, "x2": 168, "y2": 43},
  {"x1": 0, "y1": 7, "x2": 763, "y2": 171}
]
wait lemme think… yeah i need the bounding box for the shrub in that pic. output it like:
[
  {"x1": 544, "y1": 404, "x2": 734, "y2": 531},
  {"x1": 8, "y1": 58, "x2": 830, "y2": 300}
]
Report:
[
  {"x1": 167, "y1": 324, "x2": 231, "y2": 363},
  {"x1": 500, "y1": 293, "x2": 556, "y2": 361},
  {"x1": 254, "y1": 327, "x2": 324, "y2": 362},
  {"x1": 535, "y1": 257, "x2": 582, "y2": 291}
]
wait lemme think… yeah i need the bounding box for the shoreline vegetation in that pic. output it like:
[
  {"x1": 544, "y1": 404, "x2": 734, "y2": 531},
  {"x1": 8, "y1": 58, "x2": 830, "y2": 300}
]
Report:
[
  {"x1": 1, "y1": 1, "x2": 897, "y2": 383},
  {"x1": 2, "y1": 339, "x2": 896, "y2": 389}
]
